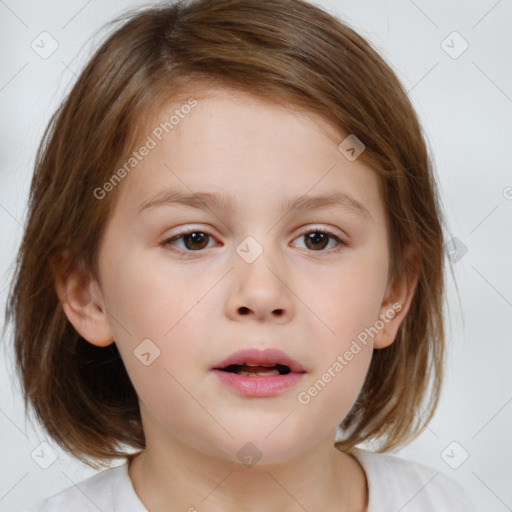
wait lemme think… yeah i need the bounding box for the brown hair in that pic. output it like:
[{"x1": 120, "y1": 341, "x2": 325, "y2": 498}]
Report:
[{"x1": 4, "y1": 0, "x2": 448, "y2": 467}]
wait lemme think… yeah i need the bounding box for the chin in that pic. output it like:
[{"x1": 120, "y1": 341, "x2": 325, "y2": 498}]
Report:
[{"x1": 220, "y1": 432, "x2": 310, "y2": 468}]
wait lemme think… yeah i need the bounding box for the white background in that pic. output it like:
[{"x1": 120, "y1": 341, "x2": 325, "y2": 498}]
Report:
[{"x1": 1, "y1": 0, "x2": 511, "y2": 510}]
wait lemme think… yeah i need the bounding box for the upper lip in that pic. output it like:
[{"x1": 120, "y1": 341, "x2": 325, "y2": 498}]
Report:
[{"x1": 212, "y1": 348, "x2": 306, "y2": 373}]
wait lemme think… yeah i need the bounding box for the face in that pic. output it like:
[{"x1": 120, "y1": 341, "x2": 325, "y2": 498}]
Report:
[{"x1": 67, "y1": 87, "x2": 409, "y2": 466}]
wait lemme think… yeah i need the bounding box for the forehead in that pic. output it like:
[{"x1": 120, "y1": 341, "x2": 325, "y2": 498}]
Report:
[
  {"x1": 107, "y1": 86, "x2": 386, "y2": 226},
  {"x1": 142, "y1": 84, "x2": 345, "y2": 149}
]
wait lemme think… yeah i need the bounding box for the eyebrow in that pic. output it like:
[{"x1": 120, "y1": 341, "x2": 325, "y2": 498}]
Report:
[{"x1": 138, "y1": 190, "x2": 372, "y2": 221}]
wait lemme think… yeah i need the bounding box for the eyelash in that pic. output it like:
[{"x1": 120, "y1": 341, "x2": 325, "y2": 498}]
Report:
[{"x1": 161, "y1": 226, "x2": 347, "y2": 258}]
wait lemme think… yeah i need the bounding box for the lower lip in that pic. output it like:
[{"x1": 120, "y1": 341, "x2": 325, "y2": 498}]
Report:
[{"x1": 211, "y1": 369, "x2": 305, "y2": 397}]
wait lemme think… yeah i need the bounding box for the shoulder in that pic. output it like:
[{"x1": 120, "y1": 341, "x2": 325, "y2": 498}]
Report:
[
  {"x1": 351, "y1": 448, "x2": 476, "y2": 512},
  {"x1": 18, "y1": 463, "x2": 146, "y2": 512}
]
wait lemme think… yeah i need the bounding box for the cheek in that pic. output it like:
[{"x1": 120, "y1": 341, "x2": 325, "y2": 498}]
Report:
[
  {"x1": 295, "y1": 250, "x2": 386, "y2": 421},
  {"x1": 101, "y1": 246, "x2": 211, "y2": 342},
  {"x1": 120, "y1": 351, "x2": 213, "y2": 447},
  {"x1": 295, "y1": 341, "x2": 373, "y2": 436},
  {"x1": 312, "y1": 252, "x2": 389, "y2": 343},
  {"x1": 100, "y1": 255, "x2": 215, "y2": 424}
]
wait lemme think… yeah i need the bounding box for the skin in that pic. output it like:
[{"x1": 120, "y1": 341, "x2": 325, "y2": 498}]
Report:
[{"x1": 55, "y1": 87, "x2": 418, "y2": 512}]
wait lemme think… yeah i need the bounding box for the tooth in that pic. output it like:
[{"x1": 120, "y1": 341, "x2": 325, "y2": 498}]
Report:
[
  {"x1": 244, "y1": 363, "x2": 276, "y2": 367},
  {"x1": 238, "y1": 369, "x2": 280, "y2": 376}
]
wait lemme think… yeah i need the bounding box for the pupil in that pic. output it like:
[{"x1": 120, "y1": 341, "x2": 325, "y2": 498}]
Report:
[{"x1": 306, "y1": 232, "x2": 328, "y2": 250}]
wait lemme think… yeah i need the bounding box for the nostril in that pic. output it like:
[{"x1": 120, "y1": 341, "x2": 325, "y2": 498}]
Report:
[
  {"x1": 239, "y1": 306, "x2": 250, "y2": 315},
  {"x1": 273, "y1": 309, "x2": 284, "y2": 316}
]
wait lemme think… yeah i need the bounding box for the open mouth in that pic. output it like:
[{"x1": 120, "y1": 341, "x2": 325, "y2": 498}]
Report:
[
  {"x1": 211, "y1": 349, "x2": 305, "y2": 396},
  {"x1": 219, "y1": 363, "x2": 292, "y2": 376}
]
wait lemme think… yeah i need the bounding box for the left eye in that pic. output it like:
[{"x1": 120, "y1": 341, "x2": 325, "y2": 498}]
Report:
[{"x1": 291, "y1": 229, "x2": 344, "y2": 252}]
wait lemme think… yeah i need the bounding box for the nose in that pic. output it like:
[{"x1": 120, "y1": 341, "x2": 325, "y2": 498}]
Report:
[{"x1": 224, "y1": 245, "x2": 295, "y2": 324}]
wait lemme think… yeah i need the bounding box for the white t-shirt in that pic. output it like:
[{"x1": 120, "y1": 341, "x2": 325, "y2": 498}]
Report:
[{"x1": 19, "y1": 448, "x2": 476, "y2": 511}]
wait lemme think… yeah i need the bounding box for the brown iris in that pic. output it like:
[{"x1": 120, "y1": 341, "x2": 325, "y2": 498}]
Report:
[
  {"x1": 304, "y1": 232, "x2": 330, "y2": 251},
  {"x1": 182, "y1": 232, "x2": 210, "y2": 250}
]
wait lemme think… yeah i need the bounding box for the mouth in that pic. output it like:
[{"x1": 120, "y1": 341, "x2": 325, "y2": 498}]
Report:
[
  {"x1": 212, "y1": 348, "x2": 306, "y2": 374},
  {"x1": 211, "y1": 348, "x2": 306, "y2": 397}
]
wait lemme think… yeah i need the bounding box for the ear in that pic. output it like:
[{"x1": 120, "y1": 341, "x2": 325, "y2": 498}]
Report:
[
  {"x1": 373, "y1": 245, "x2": 419, "y2": 349},
  {"x1": 51, "y1": 250, "x2": 114, "y2": 347}
]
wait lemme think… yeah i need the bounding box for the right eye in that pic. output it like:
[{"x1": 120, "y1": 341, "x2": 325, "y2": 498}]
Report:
[{"x1": 162, "y1": 229, "x2": 218, "y2": 255}]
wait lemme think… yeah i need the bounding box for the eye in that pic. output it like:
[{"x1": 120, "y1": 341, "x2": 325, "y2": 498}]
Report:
[
  {"x1": 291, "y1": 227, "x2": 346, "y2": 253},
  {"x1": 162, "y1": 229, "x2": 217, "y2": 256}
]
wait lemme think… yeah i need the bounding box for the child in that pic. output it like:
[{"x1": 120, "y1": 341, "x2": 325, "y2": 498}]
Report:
[{"x1": 4, "y1": 0, "x2": 476, "y2": 510}]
